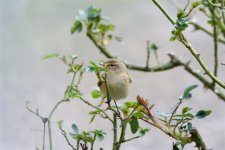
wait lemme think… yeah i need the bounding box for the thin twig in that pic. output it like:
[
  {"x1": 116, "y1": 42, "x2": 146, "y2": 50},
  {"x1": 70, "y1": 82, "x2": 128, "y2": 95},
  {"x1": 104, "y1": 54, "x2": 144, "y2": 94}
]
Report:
[
  {"x1": 151, "y1": 0, "x2": 225, "y2": 89},
  {"x1": 59, "y1": 126, "x2": 76, "y2": 150},
  {"x1": 112, "y1": 114, "x2": 118, "y2": 150},
  {"x1": 222, "y1": 0, "x2": 225, "y2": 25},
  {"x1": 127, "y1": 105, "x2": 139, "y2": 119},
  {"x1": 190, "y1": 22, "x2": 225, "y2": 44},
  {"x1": 211, "y1": 7, "x2": 219, "y2": 87},
  {"x1": 113, "y1": 99, "x2": 121, "y2": 117},
  {"x1": 42, "y1": 123, "x2": 46, "y2": 150},
  {"x1": 26, "y1": 101, "x2": 45, "y2": 120},
  {"x1": 168, "y1": 99, "x2": 182, "y2": 125},
  {"x1": 146, "y1": 40, "x2": 151, "y2": 68},
  {"x1": 206, "y1": 0, "x2": 223, "y2": 8},
  {"x1": 151, "y1": 0, "x2": 175, "y2": 24},
  {"x1": 26, "y1": 102, "x2": 48, "y2": 150},
  {"x1": 121, "y1": 136, "x2": 140, "y2": 143},
  {"x1": 48, "y1": 99, "x2": 67, "y2": 150},
  {"x1": 79, "y1": 97, "x2": 113, "y2": 122},
  {"x1": 86, "y1": 14, "x2": 225, "y2": 101}
]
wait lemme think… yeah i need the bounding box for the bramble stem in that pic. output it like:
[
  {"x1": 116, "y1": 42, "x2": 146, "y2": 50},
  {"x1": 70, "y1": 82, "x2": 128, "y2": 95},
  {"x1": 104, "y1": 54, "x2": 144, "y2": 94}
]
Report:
[
  {"x1": 191, "y1": 22, "x2": 225, "y2": 44},
  {"x1": 112, "y1": 114, "x2": 118, "y2": 150},
  {"x1": 151, "y1": 0, "x2": 225, "y2": 89},
  {"x1": 48, "y1": 99, "x2": 67, "y2": 150},
  {"x1": 87, "y1": 27, "x2": 225, "y2": 101},
  {"x1": 151, "y1": 0, "x2": 175, "y2": 24},
  {"x1": 211, "y1": 7, "x2": 219, "y2": 87}
]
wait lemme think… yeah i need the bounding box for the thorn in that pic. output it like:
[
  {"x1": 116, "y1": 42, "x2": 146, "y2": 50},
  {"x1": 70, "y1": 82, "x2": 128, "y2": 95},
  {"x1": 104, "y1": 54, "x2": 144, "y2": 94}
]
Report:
[
  {"x1": 186, "y1": 60, "x2": 191, "y2": 66},
  {"x1": 203, "y1": 72, "x2": 207, "y2": 75},
  {"x1": 105, "y1": 98, "x2": 111, "y2": 105},
  {"x1": 196, "y1": 53, "x2": 200, "y2": 57},
  {"x1": 42, "y1": 118, "x2": 48, "y2": 124},
  {"x1": 203, "y1": 84, "x2": 209, "y2": 91},
  {"x1": 166, "y1": 52, "x2": 176, "y2": 60}
]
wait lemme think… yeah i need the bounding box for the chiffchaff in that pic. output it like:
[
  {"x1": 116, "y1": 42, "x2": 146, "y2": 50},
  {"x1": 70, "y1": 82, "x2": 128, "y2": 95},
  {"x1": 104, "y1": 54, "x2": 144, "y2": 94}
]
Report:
[{"x1": 98, "y1": 59, "x2": 131, "y2": 105}]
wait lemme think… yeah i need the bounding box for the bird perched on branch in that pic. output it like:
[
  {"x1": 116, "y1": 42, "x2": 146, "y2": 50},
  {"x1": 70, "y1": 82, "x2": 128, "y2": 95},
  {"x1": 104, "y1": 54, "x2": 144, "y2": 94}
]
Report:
[{"x1": 98, "y1": 59, "x2": 131, "y2": 106}]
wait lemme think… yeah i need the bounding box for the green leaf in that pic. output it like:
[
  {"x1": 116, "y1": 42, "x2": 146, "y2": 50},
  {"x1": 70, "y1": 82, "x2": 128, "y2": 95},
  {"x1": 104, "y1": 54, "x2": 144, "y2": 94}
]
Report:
[
  {"x1": 85, "y1": 66, "x2": 96, "y2": 72},
  {"x1": 192, "y1": 1, "x2": 202, "y2": 8},
  {"x1": 124, "y1": 102, "x2": 138, "y2": 108},
  {"x1": 65, "y1": 86, "x2": 83, "y2": 99},
  {"x1": 57, "y1": 120, "x2": 64, "y2": 129},
  {"x1": 187, "y1": 122, "x2": 192, "y2": 131},
  {"x1": 169, "y1": 36, "x2": 177, "y2": 42},
  {"x1": 42, "y1": 53, "x2": 59, "y2": 60},
  {"x1": 70, "y1": 133, "x2": 76, "y2": 138},
  {"x1": 132, "y1": 112, "x2": 144, "y2": 119},
  {"x1": 86, "y1": 6, "x2": 101, "y2": 21},
  {"x1": 181, "y1": 84, "x2": 198, "y2": 100},
  {"x1": 70, "y1": 54, "x2": 78, "y2": 60},
  {"x1": 173, "y1": 143, "x2": 180, "y2": 150},
  {"x1": 78, "y1": 10, "x2": 88, "y2": 21},
  {"x1": 139, "y1": 128, "x2": 150, "y2": 137},
  {"x1": 91, "y1": 89, "x2": 101, "y2": 98},
  {"x1": 90, "y1": 61, "x2": 98, "y2": 67},
  {"x1": 129, "y1": 117, "x2": 139, "y2": 134},
  {"x1": 90, "y1": 115, "x2": 96, "y2": 123},
  {"x1": 182, "y1": 107, "x2": 192, "y2": 114},
  {"x1": 74, "y1": 133, "x2": 84, "y2": 140},
  {"x1": 72, "y1": 123, "x2": 79, "y2": 134},
  {"x1": 150, "y1": 43, "x2": 158, "y2": 51},
  {"x1": 89, "y1": 109, "x2": 101, "y2": 115},
  {"x1": 177, "y1": 9, "x2": 185, "y2": 19},
  {"x1": 115, "y1": 36, "x2": 123, "y2": 43},
  {"x1": 195, "y1": 110, "x2": 212, "y2": 119},
  {"x1": 97, "y1": 133, "x2": 104, "y2": 141},
  {"x1": 71, "y1": 20, "x2": 82, "y2": 34},
  {"x1": 183, "y1": 113, "x2": 194, "y2": 119}
]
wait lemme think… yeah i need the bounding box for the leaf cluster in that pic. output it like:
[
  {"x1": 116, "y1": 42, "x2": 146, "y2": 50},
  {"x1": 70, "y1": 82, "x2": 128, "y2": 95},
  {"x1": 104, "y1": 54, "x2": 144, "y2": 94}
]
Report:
[{"x1": 71, "y1": 6, "x2": 123, "y2": 45}]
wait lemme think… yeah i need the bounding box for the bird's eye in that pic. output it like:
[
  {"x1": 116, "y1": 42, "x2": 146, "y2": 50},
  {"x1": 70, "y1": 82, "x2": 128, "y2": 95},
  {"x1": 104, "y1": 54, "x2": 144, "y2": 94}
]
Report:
[{"x1": 108, "y1": 64, "x2": 115, "y2": 67}]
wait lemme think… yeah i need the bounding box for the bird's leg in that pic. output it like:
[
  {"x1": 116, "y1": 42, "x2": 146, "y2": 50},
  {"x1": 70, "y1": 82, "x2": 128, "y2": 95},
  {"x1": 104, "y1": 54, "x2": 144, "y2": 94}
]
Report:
[
  {"x1": 113, "y1": 99, "x2": 121, "y2": 117},
  {"x1": 105, "y1": 97, "x2": 112, "y2": 105}
]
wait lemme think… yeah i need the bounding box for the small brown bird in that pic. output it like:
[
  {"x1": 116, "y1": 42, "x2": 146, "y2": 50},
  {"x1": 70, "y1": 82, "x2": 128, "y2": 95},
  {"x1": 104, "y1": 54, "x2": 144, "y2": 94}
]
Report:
[{"x1": 98, "y1": 59, "x2": 131, "y2": 106}]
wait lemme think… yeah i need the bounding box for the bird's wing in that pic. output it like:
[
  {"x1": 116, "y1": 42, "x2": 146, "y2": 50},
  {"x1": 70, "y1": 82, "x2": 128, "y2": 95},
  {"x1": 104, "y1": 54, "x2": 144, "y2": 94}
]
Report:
[
  {"x1": 98, "y1": 80, "x2": 102, "y2": 87},
  {"x1": 129, "y1": 77, "x2": 132, "y2": 84}
]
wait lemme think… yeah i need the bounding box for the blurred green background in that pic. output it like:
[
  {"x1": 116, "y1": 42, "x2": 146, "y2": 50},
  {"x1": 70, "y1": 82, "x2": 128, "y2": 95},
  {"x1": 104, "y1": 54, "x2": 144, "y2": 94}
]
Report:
[{"x1": 1, "y1": 0, "x2": 225, "y2": 149}]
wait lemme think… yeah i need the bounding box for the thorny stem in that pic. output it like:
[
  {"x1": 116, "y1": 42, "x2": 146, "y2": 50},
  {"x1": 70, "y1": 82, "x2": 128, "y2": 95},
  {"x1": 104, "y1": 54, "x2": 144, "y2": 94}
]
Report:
[
  {"x1": 207, "y1": 0, "x2": 223, "y2": 8},
  {"x1": 127, "y1": 105, "x2": 139, "y2": 119},
  {"x1": 79, "y1": 97, "x2": 113, "y2": 122},
  {"x1": 120, "y1": 136, "x2": 140, "y2": 143},
  {"x1": 191, "y1": 22, "x2": 225, "y2": 44},
  {"x1": 222, "y1": 0, "x2": 225, "y2": 25},
  {"x1": 151, "y1": 0, "x2": 175, "y2": 24},
  {"x1": 26, "y1": 102, "x2": 47, "y2": 150},
  {"x1": 151, "y1": 0, "x2": 225, "y2": 89},
  {"x1": 116, "y1": 120, "x2": 127, "y2": 150},
  {"x1": 59, "y1": 126, "x2": 76, "y2": 150},
  {"x1": 168, "y1": 99, "x2": 182, "y2": 125},
  {"x1": 211, "y1": 7, "x2": 219, "y2": 87},
  {"x1": 77, "y1": 140, "x2": 80, "y2": 150},
  {"x1": 91, "y1": 134, "x2": 97, "y2": 150},
  {"x1": 112, "y1": 114, "x2": 118, "y2": 150},
  {"x1": 179, "y1": 36, "x2": 225, "y2": 88},
  {"x1": 48, "y1": 99, "x2": 67, "y2": 150},
  {"x1": 86, "y1": 26, "x2": 225, "y2": 101},
  {"x1": 146, "y1": 40, "x2": 151, "y2": 68},
  {"x1": 42, "y1": 123, "x2": 46, "y2": 150}
]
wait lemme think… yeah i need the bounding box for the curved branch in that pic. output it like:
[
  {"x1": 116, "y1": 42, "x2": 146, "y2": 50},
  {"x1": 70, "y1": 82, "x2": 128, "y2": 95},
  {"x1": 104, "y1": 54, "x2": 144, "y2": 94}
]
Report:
[
  {"x1": 86, "y1": 31, "x2": 225, "y2": 101},
  {"x1": 191, "y1": 22, "x2": 225, "y2": 44},
  {"x1": 151, "y1": 0, "x2": 225, "y2": 89}
]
